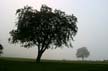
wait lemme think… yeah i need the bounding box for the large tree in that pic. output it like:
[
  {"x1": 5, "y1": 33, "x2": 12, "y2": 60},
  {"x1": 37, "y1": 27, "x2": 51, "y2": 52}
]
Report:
[{"x1": 9, "y1": 5, "x2": 78, "y2": 62}]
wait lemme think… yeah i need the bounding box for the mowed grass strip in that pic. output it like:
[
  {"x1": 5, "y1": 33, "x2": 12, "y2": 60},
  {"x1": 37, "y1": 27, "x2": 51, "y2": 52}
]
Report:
[{"x1": 0, "y1": 57, "x2": 108, "y2": 71}]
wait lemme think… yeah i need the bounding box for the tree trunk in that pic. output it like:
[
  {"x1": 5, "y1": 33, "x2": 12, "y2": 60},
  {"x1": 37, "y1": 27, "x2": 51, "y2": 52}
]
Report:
[
  {"x1": 36, "y1": 51, "x2": 43, "y2": 63},
  {"x1": 36, "y1": 42, "x2": 48, "y2": 63}
]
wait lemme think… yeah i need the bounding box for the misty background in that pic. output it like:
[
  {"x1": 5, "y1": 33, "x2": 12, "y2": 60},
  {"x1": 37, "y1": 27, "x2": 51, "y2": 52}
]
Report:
[{"x1": 0, "y1": 0, "x2": 108, "y2": 60}]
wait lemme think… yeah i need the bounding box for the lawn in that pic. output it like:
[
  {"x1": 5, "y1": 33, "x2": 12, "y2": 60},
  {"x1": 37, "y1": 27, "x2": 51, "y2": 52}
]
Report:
[{"x1": 0, "y1": 57, "x2": 108, "y2": 71}]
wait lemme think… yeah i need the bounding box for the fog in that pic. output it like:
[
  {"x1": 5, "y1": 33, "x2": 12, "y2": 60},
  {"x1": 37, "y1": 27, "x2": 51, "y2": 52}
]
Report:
[{"x1": 0, "y1": 0, "x2": 108, "y2": 60}]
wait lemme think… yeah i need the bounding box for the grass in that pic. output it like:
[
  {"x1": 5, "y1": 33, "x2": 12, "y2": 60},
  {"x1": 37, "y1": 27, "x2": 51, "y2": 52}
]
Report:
[{"x1": 0, "y1": 57, "x2": 108, "y2": 71}]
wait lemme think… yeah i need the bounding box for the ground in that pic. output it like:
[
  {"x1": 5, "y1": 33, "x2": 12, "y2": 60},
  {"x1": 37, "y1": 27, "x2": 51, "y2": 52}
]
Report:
[{"x1": 0, "y1": 57, "x2": 108, "y2": 71}]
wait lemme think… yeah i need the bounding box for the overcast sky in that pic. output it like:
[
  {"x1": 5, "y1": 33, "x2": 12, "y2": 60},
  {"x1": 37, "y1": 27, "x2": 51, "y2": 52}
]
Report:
[{"x1": 0, "y1": 0, "x2": 108, "y2": 60}]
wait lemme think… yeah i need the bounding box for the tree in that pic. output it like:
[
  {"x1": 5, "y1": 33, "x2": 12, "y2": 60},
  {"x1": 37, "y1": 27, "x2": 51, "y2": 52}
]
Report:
[
  {"x1": 76, "y1": 47, "x2": 90, "y2": 60},
  {"x1": 0, "y1": 43, "x2": 3, "y2": 56},
  {"x1": 9, "y1": 5, "x2": 78, "y2": 62}
]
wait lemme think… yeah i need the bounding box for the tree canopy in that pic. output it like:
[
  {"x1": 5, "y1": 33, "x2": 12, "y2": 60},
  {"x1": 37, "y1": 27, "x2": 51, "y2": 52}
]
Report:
[
  {"x1": 9, "y1": 5, "x2": 78, "y2": 62},
  {"x1": 76, "y1": 47, "x2": 90, "y2": 60}
]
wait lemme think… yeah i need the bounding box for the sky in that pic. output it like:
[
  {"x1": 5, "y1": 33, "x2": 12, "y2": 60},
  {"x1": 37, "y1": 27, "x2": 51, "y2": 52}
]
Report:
[{"x1": 0, "y1": 0, "x2": 108, "y2": 60}]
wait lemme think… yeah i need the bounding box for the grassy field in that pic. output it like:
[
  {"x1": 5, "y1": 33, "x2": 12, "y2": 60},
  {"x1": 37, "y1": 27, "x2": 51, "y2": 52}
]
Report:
[{"x1": 0, "y1": 57, "x2": 108, "y2": 71}]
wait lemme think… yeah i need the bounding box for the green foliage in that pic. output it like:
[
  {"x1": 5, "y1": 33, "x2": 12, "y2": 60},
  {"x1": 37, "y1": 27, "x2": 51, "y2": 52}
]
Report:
[
  {"x1": 9, "y1": 5, "x2": 78, "y2": 48},
  {"x1": 9, "y1": 4, "x2": 78, "y2": 62}
]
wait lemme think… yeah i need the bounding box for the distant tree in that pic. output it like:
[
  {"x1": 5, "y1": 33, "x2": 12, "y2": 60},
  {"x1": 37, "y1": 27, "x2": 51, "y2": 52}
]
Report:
[
  {"x1": 9, "y1": 5, "x2": 78, "y2": 62},
  {"x1": 0, "y1": 44, "x2": 3, "y2": 55},
  {"x1": 76, "y1": 47, "x2": 90, "y2": 60}
]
